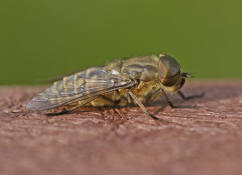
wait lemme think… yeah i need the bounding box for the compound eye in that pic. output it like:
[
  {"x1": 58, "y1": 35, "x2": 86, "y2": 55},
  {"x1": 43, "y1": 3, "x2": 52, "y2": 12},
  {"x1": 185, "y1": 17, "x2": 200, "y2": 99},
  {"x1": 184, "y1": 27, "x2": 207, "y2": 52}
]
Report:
[
  {"x1": 159, "y1": 55, "x2": 181, "y2": 78},
  {"x1": 160, "y1": 74, "x2": 179, "y2": 86},
  {"x1": 159, "y1": 54, "x2": 181, "y2": 86}
]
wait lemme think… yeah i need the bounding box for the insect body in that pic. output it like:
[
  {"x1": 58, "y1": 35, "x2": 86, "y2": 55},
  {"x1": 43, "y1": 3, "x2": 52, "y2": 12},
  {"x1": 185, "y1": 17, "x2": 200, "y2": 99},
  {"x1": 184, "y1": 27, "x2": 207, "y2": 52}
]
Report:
[{"x1": 26, "y1": 54, "x2": 203, "y2": 119}]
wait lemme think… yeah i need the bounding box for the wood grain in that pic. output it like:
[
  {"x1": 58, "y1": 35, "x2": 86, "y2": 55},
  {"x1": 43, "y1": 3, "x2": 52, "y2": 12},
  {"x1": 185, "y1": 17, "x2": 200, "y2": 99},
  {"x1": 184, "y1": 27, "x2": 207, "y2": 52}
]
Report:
[{"x1": 0, "y1": 81, "x2": 242, "y2": 175}]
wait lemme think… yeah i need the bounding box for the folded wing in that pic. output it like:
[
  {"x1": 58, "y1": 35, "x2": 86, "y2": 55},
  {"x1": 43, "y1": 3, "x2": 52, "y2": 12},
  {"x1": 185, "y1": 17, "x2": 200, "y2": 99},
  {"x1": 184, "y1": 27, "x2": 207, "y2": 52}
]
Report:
[{"x1": 26, "y1": 67, "x2": 133, "y2": 111}]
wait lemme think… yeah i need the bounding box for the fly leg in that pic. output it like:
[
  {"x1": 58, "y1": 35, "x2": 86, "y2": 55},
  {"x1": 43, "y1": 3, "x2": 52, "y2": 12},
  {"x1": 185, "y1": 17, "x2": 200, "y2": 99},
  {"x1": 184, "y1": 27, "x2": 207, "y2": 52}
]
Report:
[
  {"x1": 128, "y1": 90, "x2": 159, "y2": 120},
  {"x1": 145, "y1": 89, "x2": 162, "y2": 105},
  {"x1": 160, "y1": 89, "x2": 195, "y2": 108},
  {"x1": 178, "y1": 91, "x2": 204, "y2": 100}
]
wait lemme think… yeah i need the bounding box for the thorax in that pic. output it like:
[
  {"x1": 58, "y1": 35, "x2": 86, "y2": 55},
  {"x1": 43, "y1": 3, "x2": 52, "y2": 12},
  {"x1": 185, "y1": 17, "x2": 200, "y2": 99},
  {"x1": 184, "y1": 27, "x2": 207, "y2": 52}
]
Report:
[{"x1": 105, "y1": 55, "x2": 160, "y2": 82}]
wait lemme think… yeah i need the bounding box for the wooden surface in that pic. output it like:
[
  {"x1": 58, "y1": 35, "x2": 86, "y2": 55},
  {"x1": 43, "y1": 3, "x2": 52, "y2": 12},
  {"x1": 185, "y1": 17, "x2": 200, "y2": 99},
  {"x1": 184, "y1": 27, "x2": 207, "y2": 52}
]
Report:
[{"x1": 0, "y1": 81, "x2": 242, "y2": 175}]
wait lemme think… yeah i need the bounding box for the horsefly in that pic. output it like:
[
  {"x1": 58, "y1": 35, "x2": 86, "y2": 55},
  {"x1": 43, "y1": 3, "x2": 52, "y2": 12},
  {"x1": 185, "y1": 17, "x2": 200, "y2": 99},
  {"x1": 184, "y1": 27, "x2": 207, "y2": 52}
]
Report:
[{"x1": 26, "y1": 54, "x2": 204, "y2": 120}]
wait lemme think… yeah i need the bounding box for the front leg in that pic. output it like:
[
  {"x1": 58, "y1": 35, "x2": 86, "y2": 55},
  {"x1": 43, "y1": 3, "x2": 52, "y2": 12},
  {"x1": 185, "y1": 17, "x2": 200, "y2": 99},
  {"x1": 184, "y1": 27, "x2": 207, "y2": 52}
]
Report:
[
  {"x1": 178, "y1": 91, "x2": 204, "y2": 100},
  {"x1": 160, "y1": 89, "x2": 196, "y2": 108},
  {"x1": 145, "y1": 89, "x2": 162, "y2": 105}
]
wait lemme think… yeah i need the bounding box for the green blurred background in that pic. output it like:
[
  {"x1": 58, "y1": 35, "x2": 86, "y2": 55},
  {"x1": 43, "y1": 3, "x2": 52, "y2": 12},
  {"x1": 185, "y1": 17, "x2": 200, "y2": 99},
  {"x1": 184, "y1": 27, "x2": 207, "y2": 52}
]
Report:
[{"x1": 1, "y1": 0, "x2": 242, "y2": 85}]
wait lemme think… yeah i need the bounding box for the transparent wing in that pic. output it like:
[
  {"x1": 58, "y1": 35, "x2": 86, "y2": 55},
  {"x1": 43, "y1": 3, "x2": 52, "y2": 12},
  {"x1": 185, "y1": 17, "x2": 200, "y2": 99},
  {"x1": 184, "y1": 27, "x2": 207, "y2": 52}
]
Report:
[{"x1": 26, "y1": 67, "x2": 134, "y2": 111}]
